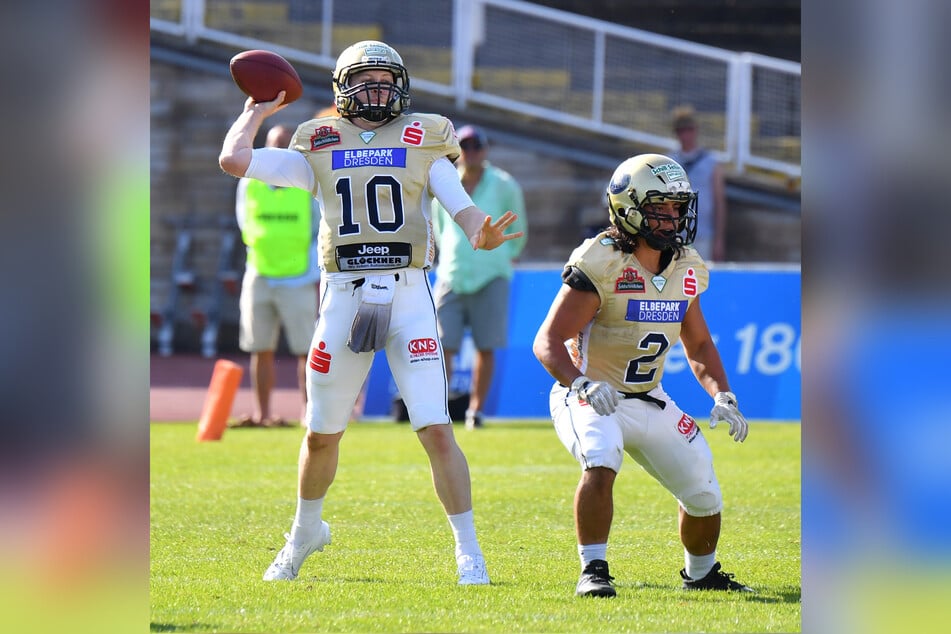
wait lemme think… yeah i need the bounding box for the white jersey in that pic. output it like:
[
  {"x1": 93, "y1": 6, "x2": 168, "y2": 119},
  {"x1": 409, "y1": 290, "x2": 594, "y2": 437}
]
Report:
[
  {"x1": 565, "y1": 233, "x2": 709, "y2": 394},
  {"x1": 291, "y1": 113, "x2": 459, "y2": 274},
  {"x1": 283, "y1": 113, "x2": 460, "y2": 433}
]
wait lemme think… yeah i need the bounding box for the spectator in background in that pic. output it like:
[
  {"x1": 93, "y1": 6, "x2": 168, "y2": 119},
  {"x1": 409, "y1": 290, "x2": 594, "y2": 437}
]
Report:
[
  {"x1": 230, "y1": 124, "x2": 320, "y2": 428},
  {"x1": 670, "y1": 105, "x2": 728, "y2": 262},
  {"x1": 432, "y1": 125, "x2": 528, "y2": 430}
]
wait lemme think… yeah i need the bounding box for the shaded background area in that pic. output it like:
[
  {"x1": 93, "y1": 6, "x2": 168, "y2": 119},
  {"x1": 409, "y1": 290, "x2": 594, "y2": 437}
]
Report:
[{"x1": 150, "y1": 353, "x2": 304, "y2": 423}]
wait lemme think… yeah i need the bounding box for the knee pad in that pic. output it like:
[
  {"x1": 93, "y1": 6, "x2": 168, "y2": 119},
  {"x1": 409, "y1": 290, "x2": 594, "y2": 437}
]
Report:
[{"x1": 680, "y1": 486, "x2": 723, "y2": 517}]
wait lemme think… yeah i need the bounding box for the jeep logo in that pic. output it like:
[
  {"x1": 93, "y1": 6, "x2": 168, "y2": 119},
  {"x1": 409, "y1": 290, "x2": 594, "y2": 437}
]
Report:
[{"x1": 357, "y1": 244, "x2": 390, "y2": 255}]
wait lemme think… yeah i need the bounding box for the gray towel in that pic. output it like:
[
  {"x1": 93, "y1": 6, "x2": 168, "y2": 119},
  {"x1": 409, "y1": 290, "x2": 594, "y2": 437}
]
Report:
[{"x1": 347, "y1": 275, "x2": 396, "y2": 353}]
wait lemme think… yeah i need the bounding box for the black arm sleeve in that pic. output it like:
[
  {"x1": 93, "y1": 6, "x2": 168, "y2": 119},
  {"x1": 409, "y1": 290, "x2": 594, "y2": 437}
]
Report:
[{"x1": 561, "y1": 265, "x2": 597, "y2": 292}]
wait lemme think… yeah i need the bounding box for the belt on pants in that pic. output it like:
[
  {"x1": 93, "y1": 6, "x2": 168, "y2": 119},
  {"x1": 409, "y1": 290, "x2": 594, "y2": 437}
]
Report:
[
  {"x1": 559, "y1": 383, "x2": 667, "y2": 410},
  {"x1": 619, "y1": 391, "x2": 666, "y2": 409}
]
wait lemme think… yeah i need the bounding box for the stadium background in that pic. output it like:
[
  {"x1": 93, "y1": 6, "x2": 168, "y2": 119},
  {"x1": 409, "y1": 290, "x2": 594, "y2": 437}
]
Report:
[{"x1": 149, "y1": 0, "x2": 800, "y2": 422}]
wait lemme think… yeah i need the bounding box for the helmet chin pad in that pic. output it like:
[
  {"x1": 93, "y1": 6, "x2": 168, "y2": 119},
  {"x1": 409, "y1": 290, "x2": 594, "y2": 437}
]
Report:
[
  {"x1": 358, "y1": 108, "x2": 390, "y2": 122},
  {"x1": 643, "y1": 229, "x2": 680, "y2": 251}
]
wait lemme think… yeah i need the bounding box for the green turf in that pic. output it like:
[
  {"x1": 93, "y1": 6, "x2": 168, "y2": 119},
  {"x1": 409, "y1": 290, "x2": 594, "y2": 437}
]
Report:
[{"x1": 150, "y1": 420, "x2": 800, "y2": 633}]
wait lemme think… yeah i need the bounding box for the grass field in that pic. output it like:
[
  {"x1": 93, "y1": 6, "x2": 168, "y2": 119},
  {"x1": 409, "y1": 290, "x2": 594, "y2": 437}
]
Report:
[{"x1": 150, "y1": 420, "x2": 800, "y2": 633}]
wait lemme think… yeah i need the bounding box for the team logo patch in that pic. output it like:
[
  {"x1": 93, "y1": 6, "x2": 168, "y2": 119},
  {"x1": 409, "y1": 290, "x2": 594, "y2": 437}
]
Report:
[
  {"x1": 308, "y1": 341, "x2": 332, "y2": 373},
  {"x1": 401, "y1": 121, "x2": 425, "y2": 146},
  {"x1": 408, "y1": 337, "x2": 440, "y2": 363},
  {"x1": 651, "y1": 275, "x2": 667, "y2": 292},
  {"x1": 626, "y1": 299, "x2": 687, "y2": 323},
  {"x1": 683, "y1": 268, "x2": 698, "y2": 297},
  {"x1": 331, "y1": 147, "x2": 407, "y2": 169},
  {"x1": 677, "y1": 414, "x2": 699, "y2": 443},
  {"x1": 310, "y1": 126, "x2": 341, "y2": 150},
  {"x1": 359, "y1": 130, "x2": 376, "y2": 144},
  {"x1": 336, "y1": 242, "x2": 412, "y2": 271},
  {"x1": 614, "y1": 267, "x2": 645, "y2": 293},
  {"x1": 608, "y1": 172, "x2": 630, "y2": 194}
]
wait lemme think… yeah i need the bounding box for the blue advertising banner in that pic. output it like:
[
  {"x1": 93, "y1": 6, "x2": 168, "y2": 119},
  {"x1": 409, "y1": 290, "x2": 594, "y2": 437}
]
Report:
[{"x1": 361, "y1": 266, "x2": 800, "y2": 421}]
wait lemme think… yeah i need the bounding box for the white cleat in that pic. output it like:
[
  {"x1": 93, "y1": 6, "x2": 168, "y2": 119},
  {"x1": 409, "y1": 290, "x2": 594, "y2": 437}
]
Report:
[
  {"x1": 457, "y1": 553, "x2": 490, "y2": 585},
  {"x1": 262, "y1": 521, "x2": 331, "y2": 581}
]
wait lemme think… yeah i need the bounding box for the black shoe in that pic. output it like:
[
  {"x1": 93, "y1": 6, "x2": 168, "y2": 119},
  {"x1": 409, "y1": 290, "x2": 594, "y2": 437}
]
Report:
[
  {"x1": 576, "y1": 559, "x2": 616, "y2": 597},
  {"x1": 680, "y1": 562, "x2": 753, "y2": 592}
]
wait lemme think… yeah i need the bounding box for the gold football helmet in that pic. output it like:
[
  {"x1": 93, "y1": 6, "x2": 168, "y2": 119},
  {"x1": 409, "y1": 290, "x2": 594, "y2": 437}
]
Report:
[
  {"x1": 332, "y1": 40, "x2": 410, "y2": 122},
  {"x1": 606, "y1": 153, "x2": 698, "y2": 250}
]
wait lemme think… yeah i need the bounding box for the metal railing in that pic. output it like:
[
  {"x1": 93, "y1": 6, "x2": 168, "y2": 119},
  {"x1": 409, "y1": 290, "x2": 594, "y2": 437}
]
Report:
[{"x1": 151, "y1": 0, "x2": 800, "y2": 180}]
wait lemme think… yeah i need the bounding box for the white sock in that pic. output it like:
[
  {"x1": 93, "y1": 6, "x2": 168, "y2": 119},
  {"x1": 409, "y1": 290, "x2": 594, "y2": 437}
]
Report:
[
  {"x1": 290, "y1": 497, "x2": 324, "y2": 543},
  {"x1": 447, "y1": 510, "x2": 482, "y2": 561},
  {"x1": 578, "y1": 543, "x2": 608, "y2": 568},
  {"x1": 684, "y1": 551, "x2": 716, "y2": 580}
]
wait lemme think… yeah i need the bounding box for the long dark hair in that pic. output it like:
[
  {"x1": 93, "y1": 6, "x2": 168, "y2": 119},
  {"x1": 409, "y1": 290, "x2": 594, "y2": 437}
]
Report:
[{"x1": 604, "y1": 225, "x2": 637, "y2": 253}]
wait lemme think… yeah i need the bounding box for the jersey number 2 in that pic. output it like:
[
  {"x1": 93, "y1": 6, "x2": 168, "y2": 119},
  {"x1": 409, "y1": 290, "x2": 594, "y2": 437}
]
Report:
[
  {"x1": 623, "y1": 332, "x2": 670, "y2": 384},
  {"x1": 335, "y1": 175, "x2": 405, "y2": 235}
]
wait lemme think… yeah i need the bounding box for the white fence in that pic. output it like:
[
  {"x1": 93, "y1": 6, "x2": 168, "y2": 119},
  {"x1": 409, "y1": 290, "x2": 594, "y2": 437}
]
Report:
[{"x1": 151, "y1": 0, "x2": 800, "y2": 180}]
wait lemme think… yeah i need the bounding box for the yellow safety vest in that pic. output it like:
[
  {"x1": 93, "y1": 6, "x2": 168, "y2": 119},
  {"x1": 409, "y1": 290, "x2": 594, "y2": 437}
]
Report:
[{"x1": 241, "y1": 180, "x2": 312, "y2": 278}]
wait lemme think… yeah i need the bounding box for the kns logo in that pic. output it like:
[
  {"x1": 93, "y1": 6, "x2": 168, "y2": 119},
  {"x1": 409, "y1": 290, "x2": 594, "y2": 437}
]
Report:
[{"x1": 408, "y1": 338, "x2": 438, "y2": 354}]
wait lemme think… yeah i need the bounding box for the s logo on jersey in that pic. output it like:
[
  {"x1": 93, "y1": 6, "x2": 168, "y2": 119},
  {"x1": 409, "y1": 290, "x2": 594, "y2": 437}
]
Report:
[
  {"x1": 309, "y1": 341, "x2": 332, "y2": 373},
  {"x1": 310, "y1": 126, "x2": 341, "y2": 150},
  {"x1": 401, "y1": 121, "x2": 425, "y2": 146},
  {"x1": 683, "y1": 268, "x2": 698, "y2": 297}
]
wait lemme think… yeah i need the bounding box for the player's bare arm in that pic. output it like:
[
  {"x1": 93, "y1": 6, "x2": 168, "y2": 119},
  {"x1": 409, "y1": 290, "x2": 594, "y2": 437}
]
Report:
[
  {"x1": 533, "y1": 285, "x2": 599, "y2": 386},
  {"x1": 453, "y1": 206, "x2": 524, "y2": 250},
  {"x1": 219, "y1": 90, "x2": 289, "y2": 178},
  {"x1": 680, "y1": 298, "x2": 731, "y2": 397}
]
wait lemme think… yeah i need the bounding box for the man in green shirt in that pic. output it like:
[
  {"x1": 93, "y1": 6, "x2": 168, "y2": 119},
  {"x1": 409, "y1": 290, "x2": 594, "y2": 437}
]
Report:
[
  {"x1": 232, "y1": 124, "x2": 320, "y2": 428},
  {"x1": 432, "y1": 125, "x2": 528, "y2": 429}
]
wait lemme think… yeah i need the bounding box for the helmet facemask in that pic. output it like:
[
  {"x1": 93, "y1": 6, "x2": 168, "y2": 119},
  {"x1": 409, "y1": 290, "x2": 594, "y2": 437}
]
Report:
[{"x1": 637, "y1": 193, "x2": 698, "y2": 250}]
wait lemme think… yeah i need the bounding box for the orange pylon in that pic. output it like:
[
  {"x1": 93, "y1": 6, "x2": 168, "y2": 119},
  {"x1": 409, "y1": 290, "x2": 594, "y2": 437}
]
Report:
[{"x1": 196, "y1": 359, "x2": 244, "y2": 441}]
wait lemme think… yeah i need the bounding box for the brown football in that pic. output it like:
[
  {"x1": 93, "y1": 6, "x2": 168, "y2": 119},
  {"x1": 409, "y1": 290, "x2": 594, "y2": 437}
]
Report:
[{"x1": 229, "y1": 49, "x2": 303, "y2": 104}]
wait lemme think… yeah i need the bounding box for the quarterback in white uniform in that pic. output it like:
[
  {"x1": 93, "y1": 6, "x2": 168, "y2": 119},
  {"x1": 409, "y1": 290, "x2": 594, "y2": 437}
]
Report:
[
  {"x1": 219, "y1": 40, "x2": 522, "y2": 586},
  {"x1": 533, "y1": 154, "x2": 752, "y2": 597}
]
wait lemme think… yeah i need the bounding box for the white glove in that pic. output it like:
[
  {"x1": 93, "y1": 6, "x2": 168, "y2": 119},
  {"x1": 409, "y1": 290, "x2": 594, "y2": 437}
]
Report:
[
  {"x1": 709, "y1": 391, "x2": 748, "y2": 442},
  {"x1": 571, "y1": 376, "x2": 619, "y2": 416}
]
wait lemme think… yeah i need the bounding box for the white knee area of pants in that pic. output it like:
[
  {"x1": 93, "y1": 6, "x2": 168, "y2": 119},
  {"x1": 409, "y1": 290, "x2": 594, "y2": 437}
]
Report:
[
  {"x1": 579, "y1": 446, "x2": 624, "y2": 472},
  {"x1": 407, "y1": 407, "x2": 451, "y2": 432},
  {"x1": 680, "y1": 489, "x2": 723, "y2": 517}
]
